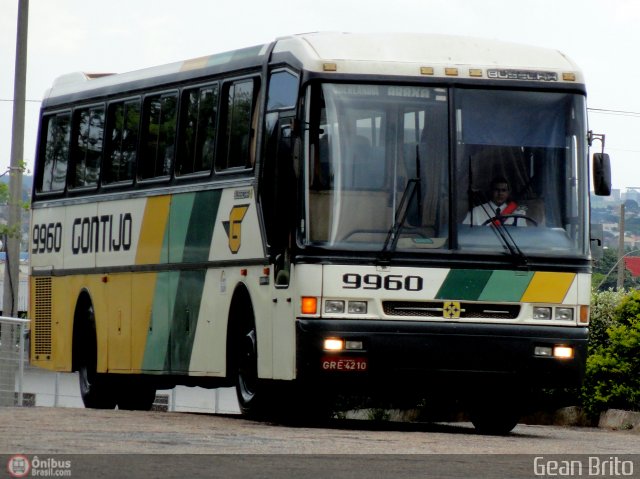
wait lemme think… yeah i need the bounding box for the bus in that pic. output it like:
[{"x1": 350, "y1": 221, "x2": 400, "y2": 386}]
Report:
[{"x1": 29, "y1": 32, "x2": 610, "y2": 434}]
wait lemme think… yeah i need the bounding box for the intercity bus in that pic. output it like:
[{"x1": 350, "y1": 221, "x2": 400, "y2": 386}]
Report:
[{"x1": 29, "y1": 32, "x2": 610, "y2": 434}]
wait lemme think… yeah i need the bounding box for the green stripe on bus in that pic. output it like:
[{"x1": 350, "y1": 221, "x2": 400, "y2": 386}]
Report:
[
  {"x1": 478, "y1": 270, "x2": 534, "y2": 302},
  {"x1": 183, "y1": 190, "x2": 221, "y2": 263},
  {"x1": 168, "y1": 193, "x2": 196, "y2": 263},
  {"x1": 169, "y1": 269, "x2": 207, "y2": 372},
  {"x1": 144, "y1": 190, "x2": 221, "y2": 372},
  {"x1": 167, "y1": 191, "x2": 220, "y2": 371},
  {"x1": 436, "y1": 269, "x2": 493, "y2": 301},
  {"x1": 142, "y1": 271, "x2": 179, "y2": 371}
]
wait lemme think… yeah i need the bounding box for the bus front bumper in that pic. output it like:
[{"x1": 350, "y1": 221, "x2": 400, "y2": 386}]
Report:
[{"x1": 296, "y1": 319, "x2": 588, "y2": 393}]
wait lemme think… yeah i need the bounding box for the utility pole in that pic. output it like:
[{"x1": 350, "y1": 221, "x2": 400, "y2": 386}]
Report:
[
  {"x1": 0, "y1": 0, "x2": 28, "y2": 408},
  {"x1": 616, "y1": 202, "x2": 626, "y2": 290},
  {"x1": 3, "y1": 0, "x2": 28, "y2": 318}
]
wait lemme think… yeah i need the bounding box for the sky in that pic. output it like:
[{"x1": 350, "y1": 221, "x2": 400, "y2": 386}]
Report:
[{"x1": 1, "y1": 0, "x2": 639, "y2": 191}]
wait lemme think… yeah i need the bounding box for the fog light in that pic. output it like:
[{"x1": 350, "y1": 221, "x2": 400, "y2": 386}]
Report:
[
  {"x1": 555, "y1": 307, "x2": 574, "y2": 321},
  {"x1": 325, "y1": 300, "x2": 345, "y2": 314},
  {"x1": 324, "y1": 338, "x2": 344, "y2": 351},
  {"x1": 553, "y1": 346, "x2": 574, "y2": 359},
  {"x1": 533, "y1": 307, "x2": 552, "y2": 320},
  {"x1": 348, "y1": 301, "x2": 367, "y2": 314},
  {"x1": 345, "y1": 340, "x2": 364, "y2": 350},
  {"x1": 534, "y1": 346, "x2": 553, "y2": 357}
]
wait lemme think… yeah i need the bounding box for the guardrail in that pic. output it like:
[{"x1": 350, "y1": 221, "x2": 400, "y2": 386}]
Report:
[{"x1": 0, "y1": 316, "x2": 29, "y2": 406}]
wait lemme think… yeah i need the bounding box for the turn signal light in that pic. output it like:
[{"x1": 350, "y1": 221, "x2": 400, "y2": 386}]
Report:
[
  {"x1": 579, "y1": 305, "x2": 590, "y2": 324},
  {"x1": 301, "y1": 296, "x2": 318, "y2": 315}
]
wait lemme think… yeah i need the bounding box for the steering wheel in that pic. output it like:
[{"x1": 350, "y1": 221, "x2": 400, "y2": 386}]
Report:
[{"x1": 482, "y1": 214, "x2": 538, "y2": 227}]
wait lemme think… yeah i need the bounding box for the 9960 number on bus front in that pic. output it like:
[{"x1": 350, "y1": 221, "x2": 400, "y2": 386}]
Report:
[{"x1": 342, "y1": 273, "x2": 423, "y2": 291}]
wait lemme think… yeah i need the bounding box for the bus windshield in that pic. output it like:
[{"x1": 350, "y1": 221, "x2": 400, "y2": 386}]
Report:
[{"x1": 304, "y1": 83, "x2": 589, "y2": 259}]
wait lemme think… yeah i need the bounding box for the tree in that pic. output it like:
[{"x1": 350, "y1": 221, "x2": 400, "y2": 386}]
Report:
[{"x1": 592, "y1": 247, "x2": 640, "y2": 291}]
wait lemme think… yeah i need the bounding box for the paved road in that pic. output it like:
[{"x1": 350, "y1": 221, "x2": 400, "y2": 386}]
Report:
[{"x1": 0, "y1": 407, "x2": 638, "y2": 478}]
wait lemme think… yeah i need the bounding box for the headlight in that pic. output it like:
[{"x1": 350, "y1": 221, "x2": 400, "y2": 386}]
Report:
[
  {"x1": 325, "y1": 300, "x2": 345, "y2": 314},
  {"x1": 555, "y1": 307, "x2": 574, "y2": 321},
  {"x1": 533, "y1": 307, "x2": 552, "y2": 320},
  {"x1": 348, "y1": 301, "x2": 368, "y2": 314}
]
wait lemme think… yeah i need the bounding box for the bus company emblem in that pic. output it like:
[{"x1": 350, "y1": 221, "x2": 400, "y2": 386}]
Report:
[
  {"x1": 443, "y1": 301, "x2": 462, "y2": 319},
  {"x1": 223, "y1": 205, "x2": 250, "y2": 254}
]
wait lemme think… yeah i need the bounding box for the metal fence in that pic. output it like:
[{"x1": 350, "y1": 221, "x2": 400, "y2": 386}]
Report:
[{"x1": 0, "y1": 316, "x2": 29, "y2": 406}]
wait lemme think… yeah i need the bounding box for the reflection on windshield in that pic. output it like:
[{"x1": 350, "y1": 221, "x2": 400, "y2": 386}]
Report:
[
  {"x1": 455, "y1": 90, "x2": 588, "y2": 256},
  {"x1": 306, "y1": 84, "x2": 449, "y2": 251},
  {"x1": 304, "y1": 84, "x2": 589, "y2": 258}
]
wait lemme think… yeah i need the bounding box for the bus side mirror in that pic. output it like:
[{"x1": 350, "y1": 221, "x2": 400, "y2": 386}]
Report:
[{"x1": 593, "y1": 153, "x2": 611, "y2": 196}]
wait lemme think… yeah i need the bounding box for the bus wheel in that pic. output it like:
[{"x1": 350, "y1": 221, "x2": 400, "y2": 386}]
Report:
[
  {"x1": 469, "y1": 393, "x2": 520, "y2": 435},
  {"x1": 235, "y1": 317, "x2": 261, "y2": 416},
  {"x1": 116, "y1": 378, "x2": 157, "y2": 411},
  {"x1": 76, "y1": 303, "x2": 117, "y2": 409}
]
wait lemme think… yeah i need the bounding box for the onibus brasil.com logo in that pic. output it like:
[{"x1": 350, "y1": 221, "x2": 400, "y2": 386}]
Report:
[{"x1": 7, "y1": 455, "x2": 72, "y2": 477}]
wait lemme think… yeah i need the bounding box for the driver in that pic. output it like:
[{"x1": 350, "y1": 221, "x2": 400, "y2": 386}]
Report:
[{"x1": 463, "y1": 176, "x2": 527, "y2": 226}]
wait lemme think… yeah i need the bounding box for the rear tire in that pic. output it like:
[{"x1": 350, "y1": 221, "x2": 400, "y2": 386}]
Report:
[{"x1": 76, "y1": 303, "x2": 117, "y2": 409}]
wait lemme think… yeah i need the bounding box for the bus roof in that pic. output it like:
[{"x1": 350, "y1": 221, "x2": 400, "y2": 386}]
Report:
[
  {"x1": 43, "y1": 32, "x2": 583, "y2": 105},
  {"x1": 275, "y1": 32, "x2": 581, "y2": 80}
]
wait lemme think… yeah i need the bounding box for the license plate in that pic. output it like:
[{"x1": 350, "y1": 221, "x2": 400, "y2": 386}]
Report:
[{"x1": 321, "y1": 356, "x2": 368, "y2": 372}]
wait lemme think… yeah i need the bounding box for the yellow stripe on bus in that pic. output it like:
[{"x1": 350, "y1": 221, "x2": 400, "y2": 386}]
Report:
[
  {"x1": 135, "y1": 196, "x2": 170, "y2": 265},
  {"x1": 521, "y1": 272, "x2": 576, "y2": 304}
]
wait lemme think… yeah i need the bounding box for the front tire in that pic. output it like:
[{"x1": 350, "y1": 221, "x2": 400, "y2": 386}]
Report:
[
  {"x1": 470, "y1": 408, "x2": 520, "y2": 435},
  {"x1": 235, "y1": 314, "x2": 263, "y2": 416},
  {"x1": 468, "y1": 390, "x2": 521, "y2": 435}
]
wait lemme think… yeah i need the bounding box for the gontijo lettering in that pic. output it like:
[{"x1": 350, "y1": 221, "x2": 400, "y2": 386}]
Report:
[
  {"x1": 32, "y1": 214, "x2": 135, "y2": 254},
  {"x1": 71, "y1": 213, "x2": 133, "y2": 254}
]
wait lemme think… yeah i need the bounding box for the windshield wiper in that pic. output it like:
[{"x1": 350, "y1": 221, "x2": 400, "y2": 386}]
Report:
[
  {"x1": 477, "y1": 202, "x2": 529, "y2": 268},
  {"x1": 379, "y1": 145, "x2": 422, "y2": 261}
]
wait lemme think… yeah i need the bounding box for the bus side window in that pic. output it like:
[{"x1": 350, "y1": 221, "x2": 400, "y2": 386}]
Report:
[
  {"x1": 70, "y1": 105, "x2": 104, "y2": 189},
  {"x1": 217, "y1": 78, "x2": 258, "y2": 171},
  {"x1": 140, "y1": 92, "x2": 178, "y2": 180},
  {"x1": 177, "y1": 84, "x2": 218, "y2": 176},
  {"x1": 104, "y1": 100, "x2": 140, "y2": 185},
  {"x1": 37, "y1": 112, "x2": 71, "y2": 193},
  {"x1": 267, "y1": 70, "x2": 298, "y2": 111}
]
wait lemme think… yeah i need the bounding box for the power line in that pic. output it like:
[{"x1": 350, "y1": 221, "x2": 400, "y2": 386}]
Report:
[
  {"x1": 588, "y1": 107, "x2": 640, "y2": 118},
  {"x1": 0, "y1": 98, "x2": 41, "y2": 103},
  {"x1": 0, "y1": 102, "x2": 639, "y2": 115}
]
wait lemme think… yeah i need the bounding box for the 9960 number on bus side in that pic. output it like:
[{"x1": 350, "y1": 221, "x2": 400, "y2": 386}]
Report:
[
  {"x1": 31, "y1": 222, "x2": 62, "y2": 254},
  {"x1": 342, "y1": 273, "x2": 423, "y2": 291}
]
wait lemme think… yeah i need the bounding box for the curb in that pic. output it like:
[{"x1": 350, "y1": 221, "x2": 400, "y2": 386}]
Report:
[
  {"x1": 343, "y1": 406, "x2": 640, "y2": 432},
  {"x1": 598, "y1": 409, "x2": 640, "y2": 432},
  {"x1": 511, "y1": 407, "x2": 640, "y2": 431}
]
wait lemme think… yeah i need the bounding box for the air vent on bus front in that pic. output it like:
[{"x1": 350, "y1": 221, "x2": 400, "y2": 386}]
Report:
[{"x1": 382, "y1": 301, "x2": 520, "y2": 319}]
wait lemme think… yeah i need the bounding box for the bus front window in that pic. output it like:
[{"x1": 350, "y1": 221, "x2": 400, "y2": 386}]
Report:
[
  {"x1": 455, "y1": 90, "x2": 589, "y2": 258},
  {"x1": 303, "y1": 84, "x2": 589, "y2": 260},
  {"x1": 304, "y1": 83, "x2": 449, "y2": 251}
]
